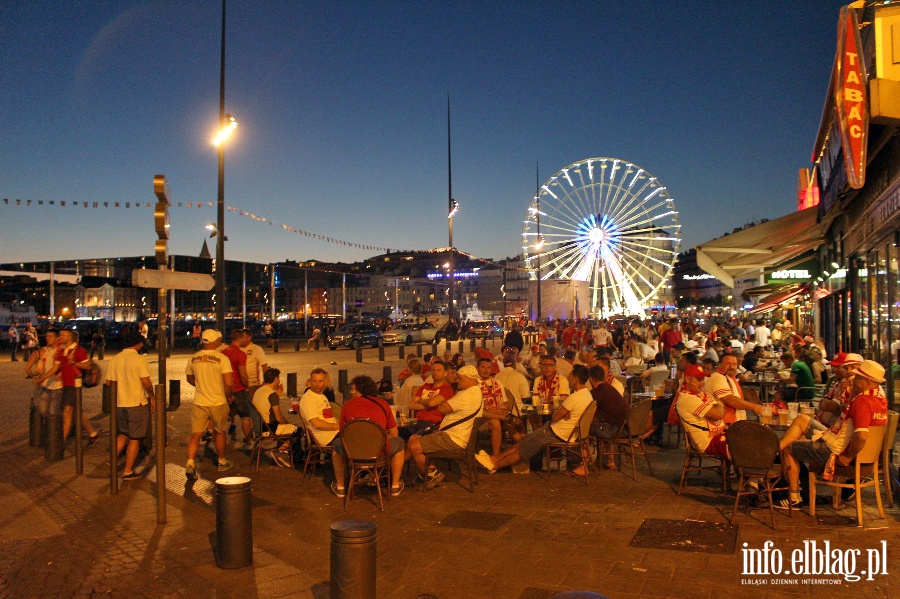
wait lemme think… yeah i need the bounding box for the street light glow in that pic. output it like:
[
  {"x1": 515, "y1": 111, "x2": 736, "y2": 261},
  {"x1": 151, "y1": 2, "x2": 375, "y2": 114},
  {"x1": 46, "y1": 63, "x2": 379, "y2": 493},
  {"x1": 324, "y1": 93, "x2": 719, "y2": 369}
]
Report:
[
  {"x1": 448, "y1": 198, "x2": 460, "y2": 219},
  {"x1": 212, "y1": 115, "x2": 237, "y2": 146}
]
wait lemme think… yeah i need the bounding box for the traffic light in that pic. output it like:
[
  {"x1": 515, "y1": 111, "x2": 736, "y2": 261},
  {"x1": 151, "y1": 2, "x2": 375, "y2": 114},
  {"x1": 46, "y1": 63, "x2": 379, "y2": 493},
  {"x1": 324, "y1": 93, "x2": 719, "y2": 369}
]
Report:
[{"x1": 153, "y1": 174, "x2": 171, "y2": 266}]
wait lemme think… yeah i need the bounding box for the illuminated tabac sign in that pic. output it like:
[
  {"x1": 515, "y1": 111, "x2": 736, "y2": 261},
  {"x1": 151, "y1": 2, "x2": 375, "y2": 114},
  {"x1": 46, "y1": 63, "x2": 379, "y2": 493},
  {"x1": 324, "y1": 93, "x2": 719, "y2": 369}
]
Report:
[{"x1": 834, "y1": 6, "x2": 868, "y2": 189}]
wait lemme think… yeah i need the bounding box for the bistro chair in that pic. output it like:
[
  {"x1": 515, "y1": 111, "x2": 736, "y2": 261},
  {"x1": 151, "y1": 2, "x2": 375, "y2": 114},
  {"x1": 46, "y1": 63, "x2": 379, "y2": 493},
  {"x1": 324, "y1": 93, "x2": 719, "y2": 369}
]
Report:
[
  {"x1": 725, "y1": 421, "x2": 790, "y2": 529},
  {"x1": 545, "y1": 401, "x2": 597, "y2": 484},
  {"x1": 423, "y1": 417, "x2": 489, "y2": 492},
  {"x1": 678, "y1": 421, "x2": 730, "y2": 497},
  {"x1": 329, "y1": 401, "x2": 343, "y2": 421},
  {"x1": 609, "y1": 399, "x2": 654, "y2": 480},
  {"x1": 882, "y1": 411, "x2": 899, "y2": 508},
  {"x1": 339, "y1": 418, "x2": 391, "y2": 511},
  {"x1": 249, "y1": 405, "x2": 297, "y2": 473},
  {"x1": 299, "y1": 413, "x2": 334, "y2": 483},
  {"x1": 809, "y1": 424, "x2": 886, "y2": 527}
]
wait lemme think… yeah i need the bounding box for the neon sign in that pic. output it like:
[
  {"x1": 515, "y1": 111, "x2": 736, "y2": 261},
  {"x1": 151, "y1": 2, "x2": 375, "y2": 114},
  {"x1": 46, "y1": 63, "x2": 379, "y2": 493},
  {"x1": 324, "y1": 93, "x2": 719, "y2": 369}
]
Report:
[{"x1": 835, "y1": 6, "x2": 868, "y2": 189}]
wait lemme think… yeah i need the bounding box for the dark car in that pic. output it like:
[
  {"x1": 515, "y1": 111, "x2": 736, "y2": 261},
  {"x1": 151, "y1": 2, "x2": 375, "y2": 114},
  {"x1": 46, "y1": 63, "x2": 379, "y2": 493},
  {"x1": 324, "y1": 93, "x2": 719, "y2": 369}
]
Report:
[
  {"x1": 466, "y1": 320, "x2": 504, "y2": 340},
  {"x1": 434, "y1": 320, "x2": 460, "y2": 342},
  {"x1": 328, "y1": 323, "x2": 383, "y2": 350}
]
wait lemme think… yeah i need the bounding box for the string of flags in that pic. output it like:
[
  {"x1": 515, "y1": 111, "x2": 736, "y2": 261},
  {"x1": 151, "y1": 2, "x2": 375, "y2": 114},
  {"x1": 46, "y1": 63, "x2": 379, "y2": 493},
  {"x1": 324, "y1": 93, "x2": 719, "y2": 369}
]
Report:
[{"x1": 2, "y1": 197, "x2": 394, "y2": 253}]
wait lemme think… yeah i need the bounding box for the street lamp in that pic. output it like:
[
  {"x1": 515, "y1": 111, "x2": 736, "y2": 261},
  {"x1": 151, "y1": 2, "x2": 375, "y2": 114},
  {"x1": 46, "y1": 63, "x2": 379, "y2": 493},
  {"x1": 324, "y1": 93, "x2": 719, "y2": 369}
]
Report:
[{"x1": 213, "y1": 0, "x2": 231, "y2": 332}]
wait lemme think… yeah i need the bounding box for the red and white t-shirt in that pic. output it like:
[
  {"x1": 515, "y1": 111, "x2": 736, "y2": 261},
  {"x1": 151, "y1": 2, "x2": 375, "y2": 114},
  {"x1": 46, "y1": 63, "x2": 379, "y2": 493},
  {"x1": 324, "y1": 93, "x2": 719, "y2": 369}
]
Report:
[
  {"x1": 676, "y1": 387, "x2": 726, "y2": 453},
  {"x1": 817, "y1": 387, "x2": 888, "y2": 454},
  {"x1": 480, "y1": 377, "x2": 505, "y2": 411},
  {"x1": 414, "y1": 382, "x2": 454, "y2": 423},
  {"x1": 532, "y1": 373, "x2": 570, "y2": 405},
  {"x1": 703, "y1": 372, "x2": 745, "y2": 424},
  {"x1": 57, "y1": 343, "x2": 88, "y2": 387}
]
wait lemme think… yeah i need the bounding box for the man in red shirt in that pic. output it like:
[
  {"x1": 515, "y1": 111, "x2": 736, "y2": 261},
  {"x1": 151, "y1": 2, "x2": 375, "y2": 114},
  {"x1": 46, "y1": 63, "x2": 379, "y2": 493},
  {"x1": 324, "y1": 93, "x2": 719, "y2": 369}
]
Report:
[
  {"x1": 659, "y1": 320, "x2": 683, "y2": 363},
  {"x1": 57, "y1": 329, "x2": 100, "y2": 446},
  {"x1": 219, "y1": 329, "x2": 252, "y2": 448},
  {"x1": 408, "y1": 360, "x2": 455, "y2": 433},
  {"x1": 331, "y1": 375, "x2": 406, "y2": 497}
]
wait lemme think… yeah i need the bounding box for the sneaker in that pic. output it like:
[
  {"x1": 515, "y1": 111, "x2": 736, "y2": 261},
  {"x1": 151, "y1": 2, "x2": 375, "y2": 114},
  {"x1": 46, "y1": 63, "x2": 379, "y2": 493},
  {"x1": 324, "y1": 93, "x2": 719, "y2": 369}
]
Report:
[
  {"x1": 390, "y1": 480, "x2": 405, "y2": 497},
  {"x1": 201, "y1": 431, "x2": 212, "y2": 444},
  {"x1": 357, "y1": 472, "x2": 377, "y2": 487},
  {"x1": 775, "y1": 497, "x2": 803, "y2": 510},
  {"x1": 87, "y1": 433, "x2": 100, "y2": 448},
  {"x1": 217, "y1": 460, "x2": 234, "y2": 472},
  {"x1": 271, "y1": 451, "x2": 291, "y2": 468},
  {"x1": 122, "y1": 471, "x2": 141, "y2": 481},
  {"x1": 331, "y1": 481, "x2": 346, "y2": 498},
  {"x1": 475, "y1": 452, "x2": 496, "y2": 474},
  {"x1": 427, "y1": 469, "x2": 444, "y2": 485},
  {"x1": 185, "y1": 464, "x2": 198, "y2": 480}
]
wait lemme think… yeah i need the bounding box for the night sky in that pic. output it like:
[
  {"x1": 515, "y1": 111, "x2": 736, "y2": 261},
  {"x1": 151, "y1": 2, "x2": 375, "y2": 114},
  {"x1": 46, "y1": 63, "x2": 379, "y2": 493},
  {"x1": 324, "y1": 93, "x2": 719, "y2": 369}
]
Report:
[{"x1": 1, "y1": 1, "x2": 848, "y2": 266}]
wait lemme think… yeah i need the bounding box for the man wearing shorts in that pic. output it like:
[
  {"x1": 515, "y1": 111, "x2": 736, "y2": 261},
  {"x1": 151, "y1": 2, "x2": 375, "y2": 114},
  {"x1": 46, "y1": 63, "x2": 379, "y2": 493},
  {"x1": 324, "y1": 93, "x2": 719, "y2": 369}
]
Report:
[
  {"x1": 105, "y1": 332, "x2": 153, "y2": 480},
  {"x1": 31, "y1": 328, "x2": 63, "y2": 418},
  {"x1": 185, "y1": 329, "x2": 234, "y2": 477},
  {"x1": 407, "y1": 364, "x2": 483, "y2": 488},
  {"x1": 57, "y1": 329, "x2": 100, "y2": 447},
  {"x1": 220, "y1": 329, "x2": 252, "y2": 448}
]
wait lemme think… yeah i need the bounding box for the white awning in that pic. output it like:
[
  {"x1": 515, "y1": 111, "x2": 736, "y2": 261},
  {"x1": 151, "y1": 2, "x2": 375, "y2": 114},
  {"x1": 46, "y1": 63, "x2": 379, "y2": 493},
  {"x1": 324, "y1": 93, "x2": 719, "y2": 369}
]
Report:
[{"x1": 694, "y1": 207, "x2": 823, "y2": 288}]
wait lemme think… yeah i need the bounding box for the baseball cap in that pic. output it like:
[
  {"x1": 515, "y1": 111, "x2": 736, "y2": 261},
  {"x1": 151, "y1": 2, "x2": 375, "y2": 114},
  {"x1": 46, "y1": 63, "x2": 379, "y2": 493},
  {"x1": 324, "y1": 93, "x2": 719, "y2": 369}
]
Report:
[
  {"x1": 855, "y1": 360, "x2": 886, "y2": 384},
  {"x1": 684, "y1": 364, "x2": 707, "y2": 379},
  {"x1": 201, "y1": 329, "x2": 222, "y2": 343},
  {"x1": 827, "y1": 352, "x2": 849, "y2": 366},
  {"x1": 457, "y1": 365, "x2": 479, "y2": 379}
]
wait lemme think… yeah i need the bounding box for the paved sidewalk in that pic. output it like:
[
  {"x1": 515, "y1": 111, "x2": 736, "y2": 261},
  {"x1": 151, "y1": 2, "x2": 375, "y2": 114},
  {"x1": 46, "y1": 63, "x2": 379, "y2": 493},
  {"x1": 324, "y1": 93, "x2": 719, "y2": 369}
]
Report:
[{"x1": 0, "y1": 348, "x2": 898, "y2": 598}]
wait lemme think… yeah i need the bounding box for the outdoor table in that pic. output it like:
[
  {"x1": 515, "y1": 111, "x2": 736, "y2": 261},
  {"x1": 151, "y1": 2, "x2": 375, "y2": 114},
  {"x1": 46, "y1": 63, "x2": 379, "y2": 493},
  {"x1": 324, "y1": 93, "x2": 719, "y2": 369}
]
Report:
[
  {"x1": 397, "y1": 418, "x2": 431, "y2": 440},
  {"x1": 742, "y1": 379, "x2": 780, "y2": 402},
  {"x1": 521, "y1": 404, "x2": 554, "y2": 432}
]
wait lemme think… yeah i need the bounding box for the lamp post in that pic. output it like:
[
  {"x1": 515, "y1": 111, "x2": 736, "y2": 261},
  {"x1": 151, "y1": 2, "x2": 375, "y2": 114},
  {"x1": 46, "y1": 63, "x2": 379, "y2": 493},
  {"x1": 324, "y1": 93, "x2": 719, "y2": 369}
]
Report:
[
  {"x1": 447, "y1": 94, "x2": 456, "y2": 324},
  {"x1": 534, "y1": 163, "x2": 543, "y2": 323}
]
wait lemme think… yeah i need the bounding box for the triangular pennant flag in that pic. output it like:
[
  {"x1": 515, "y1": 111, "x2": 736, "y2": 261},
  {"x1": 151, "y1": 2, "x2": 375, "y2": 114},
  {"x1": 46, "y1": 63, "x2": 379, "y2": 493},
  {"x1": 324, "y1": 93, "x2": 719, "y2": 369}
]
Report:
[
  {"x1": 26, "y1": 200, "x2": 32, "y2": 206},
  {"x1": 103, "y1": 202, "x2": 108, "y2": 207},
  {"x1": 61, "y1": 201, "x2": 66, "y2": 206},
  {"x1": 1, "y1": 199, "x2": 7, "y2": 205},
  {"x1": 16, "y1": 199, "x2": 21, "y2": 205},
  {"x1": 114, "y1": 202, "x2": 119, "y2": 207},
  {"x1": 38, "y1": 201, "x2": 44, "y2": 205}
]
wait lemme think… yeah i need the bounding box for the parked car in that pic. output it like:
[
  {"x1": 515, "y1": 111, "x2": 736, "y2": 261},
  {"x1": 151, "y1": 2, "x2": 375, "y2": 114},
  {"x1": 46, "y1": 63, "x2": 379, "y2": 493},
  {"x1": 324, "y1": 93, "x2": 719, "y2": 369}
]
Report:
[
  {"x1": 466, "y1": 320, "x2": 504, "y2": 340},
  {"x1": 328, "y1": 323, "x2": 383, "y2": 350},
  {"x1": 383, "y1": 322, "x2": 438, "y2": 345}
]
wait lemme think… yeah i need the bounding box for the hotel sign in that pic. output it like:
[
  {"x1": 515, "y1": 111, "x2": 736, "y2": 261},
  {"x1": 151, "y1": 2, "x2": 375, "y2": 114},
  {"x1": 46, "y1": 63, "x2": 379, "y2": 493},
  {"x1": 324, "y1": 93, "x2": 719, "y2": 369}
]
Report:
[{"x1": 835, "y1": 6, "x2": 868, "y2": 189}]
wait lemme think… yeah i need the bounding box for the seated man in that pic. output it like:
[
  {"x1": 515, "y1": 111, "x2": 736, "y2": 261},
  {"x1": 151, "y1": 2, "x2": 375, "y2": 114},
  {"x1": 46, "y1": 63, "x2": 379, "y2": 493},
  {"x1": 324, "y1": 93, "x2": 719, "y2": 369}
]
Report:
[
  {"x1": 407, "y1": 365, "x2": 484, "y2": 488},
  {"x1": 299, "y1": 368, "x2": 339, "y2": 448},
  {"x1": 251, "y1": 367, "x2": 298, "y2": 468},
  {"x1": 588, "y1": 365, "x2": 628, "y2": 470},
  {"x1": 476, "y1": 365, "x2": 594, "y2": 475},
  {"x1": 478, "y1": 357, "x2": 510, "y2": 457},
  {"x1": 704, "y1": 354, "x2": 763, "y2": 424},
  {"x1": 675, "y1": 364, "x2": 728, "y2": 458},
  {"x1": 406, "y1": 360, "x2": 455, "y2": 437},
  {"x1": 331, "y1": 376, "x2": 406, "y2": 497},
  {"x1": 777, "y1": 359, "x2": 888, "y2": 509},
  {"x1": 780, "y1": 351, "x2": 815, "y2": 402}
]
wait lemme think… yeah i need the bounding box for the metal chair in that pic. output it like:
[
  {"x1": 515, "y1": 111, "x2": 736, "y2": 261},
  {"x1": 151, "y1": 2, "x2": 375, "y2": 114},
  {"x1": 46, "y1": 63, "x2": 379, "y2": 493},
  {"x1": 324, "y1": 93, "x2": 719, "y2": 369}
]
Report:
[
  {"x1": 882, "y1": 411, "x2": 899, "y2": 508},
  {"x1": 339, "y1": 418, "x2": 390, "y2": 511},
  {"x1": 809, "y1": 424, "x2": 886, "y2": 527},
  {"x1": 678, "y1": 421, "x2": 730, "y2": 497},
  {"x1": 299, "y1": 413, "x2": 334, "y2": 482},
  {"x1": 725, "y1": 421, "x2": 790, "y2": 529},
  {"x1": 249, "y1": 404, "x2": 297, "y2": 473},
  {"x1": 423, "y1": 417, "x2": 489, "y2": 492},
  {"x1": 609, "y1": 399, "x2": 654, "y2": 480},
  {"x1": 545, "y1": 401, "x2": 597, "y2": 484},
  {"x1": 647, "y1": 370, "x2": 669, "y2": 394}
]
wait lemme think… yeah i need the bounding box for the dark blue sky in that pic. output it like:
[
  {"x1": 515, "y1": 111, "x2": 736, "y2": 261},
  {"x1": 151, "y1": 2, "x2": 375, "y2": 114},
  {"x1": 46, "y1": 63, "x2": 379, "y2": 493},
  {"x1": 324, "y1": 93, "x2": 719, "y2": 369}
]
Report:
[{"x1": 1, "y1": 1, "x2": 847, "y2": 265}]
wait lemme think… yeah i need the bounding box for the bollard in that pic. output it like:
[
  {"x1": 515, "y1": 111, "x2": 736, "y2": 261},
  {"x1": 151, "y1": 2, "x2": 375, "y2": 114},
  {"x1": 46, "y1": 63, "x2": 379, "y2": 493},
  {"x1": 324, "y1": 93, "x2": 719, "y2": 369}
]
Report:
[
  {"x1": 382, "y1": 366, "x2": 392, "y2": 386},
  {"x1": 169, "y1": 379, "x2": 181, "y2": 411},
  {"x1": 102, "y1": 383, "x2": 111, "y2": 414},
  {"x1": 338, "y1": 370, "x2": 348, "y2": 402},
  {"x1": 286, "y1": 372, "x2": 298, "y2": 398},
  {"x1": 432, "y1": 341, "x2": 438, "y2": 356},
  {"x1": 315, "y1": 338, "x2": 320, "y2": 351},
  {"x1": 330, "y1": 520, "x2": 376, "y2": 599},
  {"x1": 416, "y1": 344, "x2": 422, "y2": 357},
  {"x1": 470, "y1": 339, "x2": 475, "y2": 352},
  {"x1": 377, "y1": 345, "x2": 384, "y2": 361},
  {"x1": 30, "y1": 405, "x2": 44, "y2": 447},
  {"x1": 398, "y1": 345, "x2": 405, "y2": 360},
  {"x1": 458, "y1": 341, "x2": 464, "y2": 355},
  {"x1": 355, "y1": 347, "x2": 363, "y2": 363},
  {"x1": 215, "y1": 476, "x2": 254, "y2": 569},
  {"x1": 273, "y1": 339, "x2": 279, "y2": 353},
  {"x1": 45, "y1": 414, "x2": 64, "y2": 462},
  {"x1": 445, "y1": 340, "x2": 451, "y2": 352},
  {"x1": 295, "y1": 339, "x2": 301, "y2": 352},
  {"x1": 481, "y1": 337, "x2": 487, "y2": 349},
  {"x1": 109, "y1": 381, "x2": 118, "y2": 495},
  {"x1": 75, "y1": 384, "x2": 83, "y2": 475}
]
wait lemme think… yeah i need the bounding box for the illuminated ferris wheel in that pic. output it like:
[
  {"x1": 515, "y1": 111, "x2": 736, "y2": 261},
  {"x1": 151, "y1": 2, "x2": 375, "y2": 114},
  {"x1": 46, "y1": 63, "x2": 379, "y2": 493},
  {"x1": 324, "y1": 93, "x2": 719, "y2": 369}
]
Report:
[{"x1": 522, "y1": 157, "x2": 681, "y2": 317}]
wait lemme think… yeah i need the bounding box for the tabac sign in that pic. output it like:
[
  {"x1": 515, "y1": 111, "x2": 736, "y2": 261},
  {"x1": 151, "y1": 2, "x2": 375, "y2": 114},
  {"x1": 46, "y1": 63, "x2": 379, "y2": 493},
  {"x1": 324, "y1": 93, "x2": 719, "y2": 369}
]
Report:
[{"x1": 834, "y1": 6, "x2": 868, "y2": 189}]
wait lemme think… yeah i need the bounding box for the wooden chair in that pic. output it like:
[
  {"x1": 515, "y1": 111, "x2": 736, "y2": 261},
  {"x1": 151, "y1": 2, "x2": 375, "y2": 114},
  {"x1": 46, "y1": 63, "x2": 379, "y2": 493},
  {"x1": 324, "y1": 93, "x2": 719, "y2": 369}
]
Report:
[
  {"x1": 882, "y1": 411, "x2": 899, "y2": 508},
  {"x1": 340, "y1": 418, "x2": 391, "y2": 511},
  {"x1": 610, "y1": 399, "x2": 654, "y2": 480},
  {"x1": 678, "y1": 422, "x2": 730, "y2": 496},
  {"x1": 809, "y1": 425, "x2": 887, "y2": 527},
  {"x1": 725, "y1": 421, "x2": 790, "y2": 529},
  {"x1": 423, "y1": 417, "x2": 489, "y2": 492},
  {"x1": 299, "y1": 414, "x2": 334, "y2": 482},
  {"x1": 329, "y1": 401, "x2": 343, "y2": 421},
  {"x1": 545, "y1": 401, "x2": 597, "y2": 484}
]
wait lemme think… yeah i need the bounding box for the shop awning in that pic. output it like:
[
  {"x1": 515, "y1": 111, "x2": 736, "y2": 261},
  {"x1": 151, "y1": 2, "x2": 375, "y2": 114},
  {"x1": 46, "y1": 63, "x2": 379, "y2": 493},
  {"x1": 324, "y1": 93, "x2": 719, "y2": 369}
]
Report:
[
  {"x1": 694, "y1": 207, "x2": 823, "y2": 288},
  {"x1": 749, "y1": 283, "x2": 810, "y2": 315}
]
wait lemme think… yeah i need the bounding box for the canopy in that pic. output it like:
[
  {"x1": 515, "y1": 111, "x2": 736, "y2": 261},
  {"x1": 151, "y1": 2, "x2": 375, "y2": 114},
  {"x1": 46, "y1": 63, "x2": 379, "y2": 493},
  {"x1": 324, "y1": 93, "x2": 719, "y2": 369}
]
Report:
[
  {"x1": 749, "y1": 283, "x2": 810, "y2": 315},
  {"x1": 694, "y1": 207, "x2": 823, "y2": 288}
]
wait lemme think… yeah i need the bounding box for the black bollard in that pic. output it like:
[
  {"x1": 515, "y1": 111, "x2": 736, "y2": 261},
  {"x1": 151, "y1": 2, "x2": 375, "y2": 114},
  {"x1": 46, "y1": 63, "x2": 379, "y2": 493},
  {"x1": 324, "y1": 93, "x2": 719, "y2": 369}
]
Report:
[
  {"x1": 458, "y1": 341, "x2": 464, "y2": 354},
  {"x1": 169, "y1": 379, "x2": 181, "y2": 411},
  {"x1": 330, "y1": 520, "x2": 376, "y2": 599},
  {"x1": 30, "y1": 405, "x2": 44, "y2": 447},
  {"x1": 481, "y1": 336, "x2": 487, "y2": 349},
  {"x1": 398, "y1": 345, "x2": 405, "y2": 360},
  {"x1": 286, "y1": 372, "x2": 298, "y2": 398},
  {"x1": 45, "y1": 414, "x2": 64, "y2": 462},
  {"x1": 273, "y1": 339, "x2": 279, "y2": 353},
  {"x1": 215, "y1": 476, "x2": 254, "y2": 569},
  {"x1": 470, "y1": 339, "x2": 475, "y2": 352},
  {"x1": 315, "y1": 338, "x2": 320, "y2": 351},
  {"x1": 295, "y1": 339, "x2": 301, "y2": 352},
  {"x1": 338, "y1": 370, "x2": 348, "y2": 402},
  {"x1": 355, "y1": 346, "x2": 363, "y2": 363},
  {"x1": 432, "y1": 341, "x2": 438, "y2": 356},
  {"x1": 382, "y1": 366, "x2": 392, "y2": 386},
  {"x1": 416, "y1": 344, "x2": 422, "y2": 357},
  {"x1": 377, "y1": 345, "x2": 384, "y2": 361},
  {"x1": 102, "y1": 383, "x2": 111, "y2": 414}
]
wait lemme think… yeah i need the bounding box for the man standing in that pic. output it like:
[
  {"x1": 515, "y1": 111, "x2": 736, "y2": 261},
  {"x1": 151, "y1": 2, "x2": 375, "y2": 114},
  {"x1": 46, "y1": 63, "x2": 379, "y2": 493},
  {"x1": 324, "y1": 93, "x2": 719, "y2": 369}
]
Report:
[
  {"x1": 407, "y1": 365, "x2": 484, "y2": 488},
  {"x1": 185, "y1": 329, "x2": 234, "y2": 478},
  {"x1": 755, "y1": 320, "x2": 771, "y2": 348},
  {"x1": 299, "y1": 368, "x2": 339, "y2": 448},
  {"x1": 105, "y1": 331, "x2": 154, "y2": 480},
  {"x1": 503, "y1": 322, "x2": 524, "y2": 353},
  {"x1": 241, "y1": 328, "x2": 268, "y2": 416},
  {"x1": 8, "y1": 325, "x2": 19, "y2": 361},
  {"x1": 58, "y1": 329, "x2": 100, "y2": 447},
  {"x1": 592, "y1": 320, "x2": 611, "y2": 348},
  {"x1": 704, "y1": 354, "x2": 762, "y2": 423},
  {"x1": 251, "y1": 367, "x2": 296, "y2": 468},
  {"x1": 31, "y1": 328, "x2": 63, "y2": 417},
  {"x1": 659, "y1": 320, "x2": 683, "y2": 363},
  {"x1": 220, "y1": 329, "x2": 253, "y2": 449}
]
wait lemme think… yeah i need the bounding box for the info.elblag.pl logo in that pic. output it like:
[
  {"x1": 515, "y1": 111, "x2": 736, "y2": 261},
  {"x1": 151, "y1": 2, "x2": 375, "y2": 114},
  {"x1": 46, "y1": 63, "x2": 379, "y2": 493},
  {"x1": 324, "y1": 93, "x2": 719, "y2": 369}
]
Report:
[{"x1": 741, "y1": 540, "x2": 888, "y2": 585}]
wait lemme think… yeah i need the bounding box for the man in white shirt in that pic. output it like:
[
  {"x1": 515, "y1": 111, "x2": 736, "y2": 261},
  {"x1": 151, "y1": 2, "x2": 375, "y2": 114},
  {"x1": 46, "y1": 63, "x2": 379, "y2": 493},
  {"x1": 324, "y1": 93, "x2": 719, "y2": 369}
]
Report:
[
  {"x1": 495, "y1": 354, "x2": 530, "y2": 411},
  {"x1": 394, "y1": 357, "x2": 424, "y2": 416},
  {"x1": 185, "y1": 329, "x2": 234, "y2": 477},
  {"x1": 252, "y1": 367, "x2": 296, "y2": 468},
  {"x1": 299, "y1": 368, "x2": 339, "y2": 447},
  {"x1": 755, "y1": 321, "x2": 770, "y2": 347},
  {"x1": 703, "y1": 354, "x2": 762, "y2": 424},
  {"x1": 477, "y1": 365, "x2": 594, "y2": 474},
  {"x1": 105, "y1": 331, "x2": 154, "y2": 480},
  {"x1": 241, "y1": 328, "x2": 268, "y2": 397}
]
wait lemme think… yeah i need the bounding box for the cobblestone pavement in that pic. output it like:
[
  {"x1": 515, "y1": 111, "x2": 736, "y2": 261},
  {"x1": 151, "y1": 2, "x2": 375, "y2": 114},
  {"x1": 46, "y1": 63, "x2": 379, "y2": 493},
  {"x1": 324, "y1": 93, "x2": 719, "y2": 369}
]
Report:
[{"x1": 0, "y1": 343, "x2": 898, "y2": 598}]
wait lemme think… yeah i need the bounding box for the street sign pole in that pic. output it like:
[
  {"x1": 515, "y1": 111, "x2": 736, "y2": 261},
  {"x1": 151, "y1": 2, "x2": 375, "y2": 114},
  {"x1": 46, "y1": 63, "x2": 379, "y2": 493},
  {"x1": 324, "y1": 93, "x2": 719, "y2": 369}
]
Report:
[{"x1": 153, "y1": 175, "x2": 171, "y2": 525}]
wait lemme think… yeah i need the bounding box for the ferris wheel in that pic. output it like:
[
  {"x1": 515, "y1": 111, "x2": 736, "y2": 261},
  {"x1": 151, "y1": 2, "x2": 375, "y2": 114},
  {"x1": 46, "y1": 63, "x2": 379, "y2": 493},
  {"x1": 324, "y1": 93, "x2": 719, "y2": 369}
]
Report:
[{"x1": 522, "y1": 157, "x2": 680, "y2": 317}]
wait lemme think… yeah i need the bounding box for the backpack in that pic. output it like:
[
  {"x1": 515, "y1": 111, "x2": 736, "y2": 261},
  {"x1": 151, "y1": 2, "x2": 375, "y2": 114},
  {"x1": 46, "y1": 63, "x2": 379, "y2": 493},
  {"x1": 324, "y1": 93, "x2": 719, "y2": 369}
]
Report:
[{"x1": 82, "y1": 362, "x2": 103, "y2": 388}]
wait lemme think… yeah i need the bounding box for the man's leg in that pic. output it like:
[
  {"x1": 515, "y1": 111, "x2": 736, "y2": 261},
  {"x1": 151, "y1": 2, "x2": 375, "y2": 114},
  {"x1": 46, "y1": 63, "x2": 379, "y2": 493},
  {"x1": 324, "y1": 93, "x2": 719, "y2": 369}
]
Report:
[
  {"x1": 116, "y1": 433, "x2": 128, "y2": 458},
  {"x1": 187, "y1": 432, "x2": 203, "y2": 461},
  {"x1": 332, "y1": 452, "x2": 347, "y2": 490},
  {"x1": 407, "y1": 435, "x2": 427, "y2": 474},
  {"x1": 241, "y1": 417, "x2": 253, "y2": 442},
  {"x1": 488, "y1": 418, "x2": 502, "y2": 456},
  {"x1": 490, "y1": 445, "x2": 523, "y2": 470},
  {"x1": 123, "y1": 439, "x2": 140, "y2": 474},
  {"x1": 390, "y1": 450, "x2": 405, "y2": 488},
  {"x1": 62, "y1": 405, "x2": 74, "y2": 441},
  {"x1": 778, "y1": 414, "x2": 811, "y2": 451},
  {"x1": 214, "y1": 431, "x2": 227, "y2": 461}
]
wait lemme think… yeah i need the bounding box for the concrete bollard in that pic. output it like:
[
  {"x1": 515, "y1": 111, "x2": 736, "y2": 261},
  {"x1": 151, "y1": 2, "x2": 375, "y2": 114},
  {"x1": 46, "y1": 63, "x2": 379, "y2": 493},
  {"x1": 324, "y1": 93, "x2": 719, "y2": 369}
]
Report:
[
  {"x1": 30, "y1": 405, "x2": 44, "y2": 447},
  {"x1": 458, "y1": 341, "x2": 464, "y2": 354},
  {"x1": 295, "y1": 339, "x2": 301, "y2": 352},
  {"x1": 481, "y1": 337, "x2": 487, "y2": 349},
  {"x1": 381, "y1": 366, "x2": 392, "y2": 386},
  {"x1": 330, "y1": 520, "x2": 376, "y2": 599},
  {"x1": 378, "y1": 345, "x2": 384, "y2": 361},
  {"x1": 315, "y1": 338, "x2": 320, "y2": 351},
  {"x1": 169, "y1": 379, "x2": 181, "y2": 411},
  {"x1": 45, "y1": 414, "x2": 64, "y2": 462},
  {"x1": 355, "y1": 347, "x2": 363, "y2": 363},
  {"x1": 287, "y1": 373, "x2": 298, "y2": 398},
  {"x1": 273, "y1": 339, "x2": 279, "y2": 353},
  {"x1": 398, "y1": 345, "x2": 405, "y2": 360},
  {"x1": 416, "y1": 344, "x2": 422, "y2": 357},
  {"x1": 215, "y1": 476, "x2": 254, "y2": 569}
]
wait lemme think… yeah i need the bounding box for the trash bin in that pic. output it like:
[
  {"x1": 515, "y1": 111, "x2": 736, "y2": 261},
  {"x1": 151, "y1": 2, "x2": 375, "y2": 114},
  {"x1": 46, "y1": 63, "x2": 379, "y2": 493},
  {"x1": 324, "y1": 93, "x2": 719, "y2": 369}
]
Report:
[
  {"x1": 215, "y1": 476, "x2": 253, "y2": 569},
  {"x1": 330, "y1": 520, "x2": 376, "y2": 599}
]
